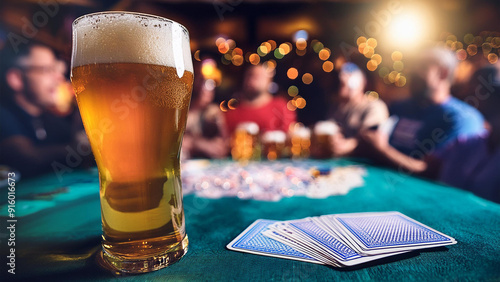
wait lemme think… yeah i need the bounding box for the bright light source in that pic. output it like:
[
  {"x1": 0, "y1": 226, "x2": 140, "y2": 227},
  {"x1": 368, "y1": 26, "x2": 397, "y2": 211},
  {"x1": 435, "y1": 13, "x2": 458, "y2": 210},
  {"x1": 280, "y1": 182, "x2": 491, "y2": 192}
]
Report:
[
  {"x1": 387, "y1": 12, "x2": 426, "y2": 48},
  {"x1": 294, "y1": 30, "x2": 309, "y2": 42}
]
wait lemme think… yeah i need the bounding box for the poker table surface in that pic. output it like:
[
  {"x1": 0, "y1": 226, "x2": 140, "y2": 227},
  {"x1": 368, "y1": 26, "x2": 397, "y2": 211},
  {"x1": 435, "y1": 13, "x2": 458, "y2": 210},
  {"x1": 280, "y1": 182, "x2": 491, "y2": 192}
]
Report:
[{"x1": 1, "y1": 158, "x2": 499, "y2": 281}]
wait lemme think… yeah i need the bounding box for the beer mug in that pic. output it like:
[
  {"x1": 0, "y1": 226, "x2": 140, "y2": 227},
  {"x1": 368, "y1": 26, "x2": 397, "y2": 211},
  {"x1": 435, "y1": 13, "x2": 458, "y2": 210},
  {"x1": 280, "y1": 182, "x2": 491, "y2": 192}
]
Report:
[
  {"x1": 231, "y1": 122, "x2": 260, "y2": 161},
  {"x1": 261, "y1": 130, "x2": 286, "y2": 160},
  {"x1": 312, "y1": 121, "x2": 339, "y2": 158},
  {"x1": 290, "y1": 127, "x2": 311, "y2": 158},
  {"x1": 71, "y1": 12, "x2": 193, "y2": 273}
]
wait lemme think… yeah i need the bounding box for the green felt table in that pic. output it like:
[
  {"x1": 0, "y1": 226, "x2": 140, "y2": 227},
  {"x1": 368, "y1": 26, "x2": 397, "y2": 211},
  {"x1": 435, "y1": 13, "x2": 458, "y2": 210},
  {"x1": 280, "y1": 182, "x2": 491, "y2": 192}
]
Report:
[{"x1": 1, "y1": 159, "x2": 499, "y2": 281}]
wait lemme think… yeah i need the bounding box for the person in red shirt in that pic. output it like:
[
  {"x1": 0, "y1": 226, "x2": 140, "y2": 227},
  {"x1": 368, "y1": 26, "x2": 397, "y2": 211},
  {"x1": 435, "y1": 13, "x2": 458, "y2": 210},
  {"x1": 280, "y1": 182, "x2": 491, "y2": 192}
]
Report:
[{"x1": 225, "y1": 64, "x2": 296, "y2": 134}]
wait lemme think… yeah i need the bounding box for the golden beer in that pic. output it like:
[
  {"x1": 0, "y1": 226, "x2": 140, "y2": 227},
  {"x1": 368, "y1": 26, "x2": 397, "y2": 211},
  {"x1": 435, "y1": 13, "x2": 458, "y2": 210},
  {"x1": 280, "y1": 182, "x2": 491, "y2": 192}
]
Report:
[
  {"x1": 71, "y1": 12, "x2": 193, "y2": 273},
  {"x1": 261, "y1": 130, "x2": 286, "y2": 160},
  {"x1": 312, "y1": 121, "x2": 339, "y2": 159}
]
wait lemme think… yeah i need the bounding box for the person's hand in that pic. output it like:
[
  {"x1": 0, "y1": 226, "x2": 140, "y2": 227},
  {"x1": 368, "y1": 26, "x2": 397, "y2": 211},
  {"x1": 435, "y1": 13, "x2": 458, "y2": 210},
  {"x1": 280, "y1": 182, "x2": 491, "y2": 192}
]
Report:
[
  {"x1": 330, "y1": 133, "x2": 358, "y2": 157},
  {"x1": 359, "y1": 129, "x2": 389, "y2": 152},
  {"x1": 194, "y1": 137, "x2": 229, "y2": 159},
  {"x1": 204, "y1": 137, "x2": 229, "y2": 159}
]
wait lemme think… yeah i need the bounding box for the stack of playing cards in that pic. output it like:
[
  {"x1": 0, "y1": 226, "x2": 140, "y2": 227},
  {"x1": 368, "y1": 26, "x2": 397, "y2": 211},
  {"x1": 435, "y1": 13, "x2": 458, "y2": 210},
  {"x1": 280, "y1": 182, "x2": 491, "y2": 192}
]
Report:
[{"x1": 227, "y1": 212, "x2": 456, "y2": 267}]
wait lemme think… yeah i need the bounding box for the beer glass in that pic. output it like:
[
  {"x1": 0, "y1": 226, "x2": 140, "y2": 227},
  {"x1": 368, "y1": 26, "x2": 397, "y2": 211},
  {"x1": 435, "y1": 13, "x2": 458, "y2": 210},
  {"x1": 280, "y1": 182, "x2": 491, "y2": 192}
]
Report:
[
  {"x1": 71, "y1": 12, "x2": 193, "y2": 273},
  {"x1": 231, "y1": 122, "x2": 260, "y2": 161},
  {"x1": 261, "y1": 130, "x2": 286, "y2": 160},
  {"x1": 290, "y1": 127, "x2": 311, "y2": 158},
  {"x1": 312, "y1": 121, "x2": 339, "y2": 159}
]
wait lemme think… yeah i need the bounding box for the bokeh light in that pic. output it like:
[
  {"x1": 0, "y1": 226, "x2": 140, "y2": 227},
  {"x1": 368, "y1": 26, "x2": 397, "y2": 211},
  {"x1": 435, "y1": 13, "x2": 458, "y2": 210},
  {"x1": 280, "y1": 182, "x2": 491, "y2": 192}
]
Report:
[
  {"x1": 267, "y1": 40, "x2": 277, "y2": 51},
  {"x1": 464, "y1": 33, "x2": 474, "y2": 45},
  {"x1": 232, "y1": 55, "x2": 244, "y2": 66},
  {"x1": 312, "y1": 40, "x2": 324, "y2": 53},
  {"x1": 232, "y1": 48, "x2": 243, "y2": 56},
  {"x1": 264, "y1": 60, "x2": 277, "y2": 70},
  {"x1": 366, "y1": 91, "x2": 379, "y2": 101},
  {"x1": 367, "y1": 60, "x2": 377, "y2": 71},
  {"x1": 488, "y1": 53, "x2": 498, "y2": 64},
  {"x1": 393, "y1": 61, "x2": 404, "y2": 71},
  {"x1": 456, "y1": 49, "x2": 467, "y2": 61},
  {"x1": 287, "y1": 100, "x2": 297, "y2": 111},
  {"x1": 218, "y1": 42, "x2": 229, "y2": 54},
  {"x1": 302, "y1": 73, "x2": 313, "y2": 85},
  {"x1": 371, "y1": 54, "x2": 382, "y2": 65},
  {"x1": 357, "y1": 36, "x2": 367, "y2": 46},
  {"x1": 249, "y1": 53, "x2": 260, "y2": 65},
  {"x1": 295, "y1": 97, "x2": 306, "y2": 109},
  {"x1": 194, "y1": 50, "x2": 201, "y2": 61},
  {"x1": 296, "y1": 48, "x2": 306, "y2": 56},
  {"x1": 322, "y1": 61, "x2": 334, "y2": 72},
  {"x1": 387, "y1": 11, "x2": 427, "y2": 48},
  {"x1": 226, "y1": 39, "x2": 236, "y2": 49},
  {"x1": 318, "y1": 48, "x2": 331, "y2": 60},
  {"x1": 366, "y1": 38, "x2": 377, "y2": 48},
  {"x1": 228, "y1": 98, "x2": 238, "y2": 110},
  {"x1": 467, "y1": 44, "x2": 478, "y2": 56},
  {"x1": 391, "y1": 51, "x2": 403, "y2": 61},
  {"x1": 288, "y1": 85, "x2": 299, "y2": 97},
  {"x1": 363, "y1": 46, "x2": 374, "y2": 58},
  {"x1": 274, "y1": 48, "x2": 285, "y2": 59},
  {"x1": 296, "y1": 38, "x2": 307, "y2": 50},
  {"x1": 219, "y1": 100, "x2": 228, "y2": 112},
  {"x1": 257, "y1": 45, "x2": 269, "y2": 56},
  {"x1": 395, "y1": 75, "x2": 407, "y2": 87},
  {"x1": 279, "y1": 43, "x2": 292, "y2": 55},
  {"x1": 287, "y1": 68, "x2": 299, "y2": 79},
  {"x1": 215, "y1": 37, "x2": 225, "y2": 47},
  {"x1": 378, "y1": 66, "x2": 390, "y2": 78},
  {"x1": 294, "y1": 30, "x2": 309, "y2": 41}
]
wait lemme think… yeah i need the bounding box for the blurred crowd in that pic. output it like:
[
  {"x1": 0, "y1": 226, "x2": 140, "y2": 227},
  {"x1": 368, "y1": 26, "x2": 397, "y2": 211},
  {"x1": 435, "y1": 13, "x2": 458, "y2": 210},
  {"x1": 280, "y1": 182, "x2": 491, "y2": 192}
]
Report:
[{"x1": 1, "y1": 41, "x2": 499, "y2": 203}]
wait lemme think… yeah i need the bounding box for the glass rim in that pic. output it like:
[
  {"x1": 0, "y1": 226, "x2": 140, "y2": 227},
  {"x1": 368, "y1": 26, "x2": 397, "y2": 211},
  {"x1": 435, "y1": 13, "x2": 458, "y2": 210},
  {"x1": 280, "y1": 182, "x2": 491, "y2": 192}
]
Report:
[{"x1": 72, "y1": 11, "x2": 189, "y2": 36}]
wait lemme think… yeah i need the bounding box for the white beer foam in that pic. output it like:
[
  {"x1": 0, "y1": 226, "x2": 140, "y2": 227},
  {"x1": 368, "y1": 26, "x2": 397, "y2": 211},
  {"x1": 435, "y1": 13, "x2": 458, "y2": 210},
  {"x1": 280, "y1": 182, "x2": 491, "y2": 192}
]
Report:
[
  {"x1": 236, "y1": 122, "x2": 259, "y2": 135},
  {"x1": 72, "y1": 12, "x2": 193, "y2": 75},
  {"x1": 292, "y1": 127, "x2": 311, "y2": 139},
  {"x1": 314, "y1": 121, "x2": 339, "y2": 135},
  {"x1": 262, "y1": 130, "x2": 286, "y2": 143}
]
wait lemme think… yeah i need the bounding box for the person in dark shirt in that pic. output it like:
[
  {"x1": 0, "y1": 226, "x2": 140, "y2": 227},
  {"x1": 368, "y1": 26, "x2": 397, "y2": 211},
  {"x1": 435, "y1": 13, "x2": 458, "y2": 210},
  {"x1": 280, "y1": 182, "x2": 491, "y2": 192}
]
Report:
[
  {"x1": 359, "y1": 47, "x2": 485, "y2": 176},
  {"x1": 0, "y1": 42, "x2": 92, "y2": 178}
]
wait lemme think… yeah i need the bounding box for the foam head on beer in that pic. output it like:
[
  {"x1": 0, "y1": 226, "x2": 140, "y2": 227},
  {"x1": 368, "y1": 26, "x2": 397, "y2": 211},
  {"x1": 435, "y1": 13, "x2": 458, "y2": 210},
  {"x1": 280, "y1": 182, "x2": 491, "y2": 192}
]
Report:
[
  {"x1": 236, "y1": 122, "x2": 260, "y2": 135},
  {"x1": 314, "y1": 121, "x2": 339, "y2": 136},
  {"x1": 262, "y1": 130, "x2": 287, "y2": 143},
  {"x1": 72, "y1": 12, "x2": 193, "y2": 77}
]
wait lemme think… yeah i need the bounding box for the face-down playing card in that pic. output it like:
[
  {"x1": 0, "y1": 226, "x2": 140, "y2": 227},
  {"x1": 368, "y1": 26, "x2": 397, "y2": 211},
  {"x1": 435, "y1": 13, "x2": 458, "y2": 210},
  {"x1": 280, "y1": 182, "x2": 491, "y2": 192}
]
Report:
[
  {"x1": 226, "y1": 219, "x2": 324, "y2": 264},
  {"x1": 323, "y1": 212, "x2": 456, "y2": 255}
]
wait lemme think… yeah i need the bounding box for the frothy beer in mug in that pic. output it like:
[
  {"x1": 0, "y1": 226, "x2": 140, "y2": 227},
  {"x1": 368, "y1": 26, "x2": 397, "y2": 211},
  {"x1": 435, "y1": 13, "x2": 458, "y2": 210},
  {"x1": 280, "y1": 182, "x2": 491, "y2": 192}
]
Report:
[{"x1": 71, "y1": 12, "x2": 193, "y2": 273}]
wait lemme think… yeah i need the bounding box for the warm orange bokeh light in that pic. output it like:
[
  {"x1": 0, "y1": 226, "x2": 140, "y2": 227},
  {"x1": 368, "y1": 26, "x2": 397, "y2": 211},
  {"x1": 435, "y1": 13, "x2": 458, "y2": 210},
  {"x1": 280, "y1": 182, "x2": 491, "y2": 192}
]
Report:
[{"x1": 287, "y1": 67, "x2": 299, "y2": 79}]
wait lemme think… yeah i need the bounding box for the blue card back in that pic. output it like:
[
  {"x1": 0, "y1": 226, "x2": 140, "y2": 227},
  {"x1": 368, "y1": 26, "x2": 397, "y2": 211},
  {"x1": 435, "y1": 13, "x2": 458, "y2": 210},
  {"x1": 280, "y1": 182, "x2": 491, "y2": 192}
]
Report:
[
  {"x1": 335, "y1": 212, "x2": 454, "y2": 248},
  {"x1": 229, "y1": 219, "x2": 315, "y2": 260}
]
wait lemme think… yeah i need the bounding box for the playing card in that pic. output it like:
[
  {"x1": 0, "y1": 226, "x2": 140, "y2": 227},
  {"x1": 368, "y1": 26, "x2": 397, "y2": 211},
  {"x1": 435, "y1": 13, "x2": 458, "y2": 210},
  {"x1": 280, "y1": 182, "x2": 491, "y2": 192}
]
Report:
[
  {"x1": 262, "y1": 229, "x2": 341, "y2": 267},
  {"x1": 326, "y1": 212, "x2": 457, "y2": 255},
  {"x1": 226, "y1": 219, "x2": 323, "y2": 264},
  {"x1": 268, "y1": 218, "x2": 407, "y2": 266}
]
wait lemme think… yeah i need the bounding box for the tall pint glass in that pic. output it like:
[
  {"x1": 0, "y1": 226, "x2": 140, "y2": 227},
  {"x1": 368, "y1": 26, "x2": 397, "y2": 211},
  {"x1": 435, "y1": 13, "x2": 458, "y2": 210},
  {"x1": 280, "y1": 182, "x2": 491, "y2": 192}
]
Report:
[{"x1": 71, "y1": 12, "x2": 193, "y2": 273}]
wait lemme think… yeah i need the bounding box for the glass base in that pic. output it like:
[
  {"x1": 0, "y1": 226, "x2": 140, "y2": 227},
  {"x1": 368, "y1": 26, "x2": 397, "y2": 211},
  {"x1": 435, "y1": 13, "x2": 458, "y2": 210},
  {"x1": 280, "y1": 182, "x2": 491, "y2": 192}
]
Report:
[{"x1": 100, "y1": 235, "x2": 188, "y2": 274}]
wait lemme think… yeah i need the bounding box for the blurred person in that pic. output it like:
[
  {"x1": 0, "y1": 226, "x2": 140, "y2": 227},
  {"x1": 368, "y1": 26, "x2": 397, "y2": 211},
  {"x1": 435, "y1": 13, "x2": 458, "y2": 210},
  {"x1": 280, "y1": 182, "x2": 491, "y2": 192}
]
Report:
[
  {"x1": 225, "y1": 64, "x2": 296, "y2": 134},
  {"x1": 0, "y1": 42, "x2": 92, "y2": 177},
  {"x1": 359, "y1": 47, "x2": 485, "y2": 176},
  {"x1": 314, "y1": 62, "x2": 389, "y2": 158},
  {"x1": 182, "y1": 75, "x2": 229, "y2": 159},
  {"x1": 437, "y1": 65, "x2": 500, "y2": 203}
]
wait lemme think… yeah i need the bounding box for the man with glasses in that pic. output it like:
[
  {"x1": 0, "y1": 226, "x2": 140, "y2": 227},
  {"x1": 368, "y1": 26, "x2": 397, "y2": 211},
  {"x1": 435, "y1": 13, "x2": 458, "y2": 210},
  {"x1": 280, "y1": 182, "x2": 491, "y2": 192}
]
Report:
[{"x1": 0, "y1": 42, "x2": 92, "y2": 177}]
